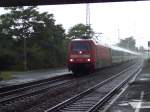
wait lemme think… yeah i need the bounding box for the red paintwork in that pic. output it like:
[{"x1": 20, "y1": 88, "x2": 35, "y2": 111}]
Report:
[{"x1": 67, "y1": 39, "x2": 112, "y2": 72}]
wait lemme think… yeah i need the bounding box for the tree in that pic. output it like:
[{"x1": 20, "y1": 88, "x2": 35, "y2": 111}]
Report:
[
  {"x1": 139, "y1": 46, "x2": 145, "y2": 53},
  {"x1": 67, "y1": 23, "x2": 94, "y2": 39},
  {"x1": 0, "y1": 13, "x2": 16, "y2": 70},
  {"x1": 117, "y1": 36, "x2": 137, "y2": 51},
  {"x1": 0, "y1": 6, "x2": 67, "y2": 70}
]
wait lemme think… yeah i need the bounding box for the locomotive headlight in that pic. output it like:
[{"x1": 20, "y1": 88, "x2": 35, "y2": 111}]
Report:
[
  {"x1": 79, "y1": 51, "x2": 82, "y2": 54},
  {"x1": 87, "y1": 58, "x2": 91, "y2": 62},
  {"x1": 69, "y1": 59, "x2": 74, "y2": 62}
]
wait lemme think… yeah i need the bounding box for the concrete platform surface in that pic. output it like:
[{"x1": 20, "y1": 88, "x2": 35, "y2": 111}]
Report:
[
  {"x1": 104, "y1": 61, "x2": 150, "y2": 112},
  {"x1": 0, "y1": 68, "x2": 71, "y2": 87}
]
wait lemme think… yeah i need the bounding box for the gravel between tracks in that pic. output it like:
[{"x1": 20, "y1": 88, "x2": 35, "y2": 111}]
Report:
[{"x1": 0, "y1": 61, "x2": 136, "y2": 112}]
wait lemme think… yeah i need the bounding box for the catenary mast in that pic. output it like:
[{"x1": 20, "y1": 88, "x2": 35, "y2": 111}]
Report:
[{"x1": 86, "y1": 3, "x2": 91, "y2": 38}]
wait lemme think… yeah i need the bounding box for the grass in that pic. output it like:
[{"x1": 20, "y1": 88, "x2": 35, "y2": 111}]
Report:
[
  {"x1": 0, "y1": 71, "x2": 13, "y2": 80},
  {"x1": 0, "y1": 71, "x2": 28, "y2": 80}
]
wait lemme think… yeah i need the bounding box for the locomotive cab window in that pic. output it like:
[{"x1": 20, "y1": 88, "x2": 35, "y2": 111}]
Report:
[{"x1": 71, "y1": 41, "x2": 92, "y2": 52}]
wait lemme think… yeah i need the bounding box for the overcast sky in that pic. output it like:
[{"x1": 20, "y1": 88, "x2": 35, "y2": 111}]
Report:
[{"x1": 0, "y1": 1, "x2": 150, "y2": 49}]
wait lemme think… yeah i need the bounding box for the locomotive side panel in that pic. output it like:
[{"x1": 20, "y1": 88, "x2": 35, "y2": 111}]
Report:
[{"x1": 95, "y1": 45, "x2": 112, "y2": 69}]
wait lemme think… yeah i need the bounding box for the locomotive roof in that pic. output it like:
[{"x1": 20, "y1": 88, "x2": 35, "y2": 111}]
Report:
[
  {"x1": 70, "y1": 38, "x2": 101, "y2": 44},
  {"x1": 71, "y1": 38, "x2": 94, "y2": 41}
]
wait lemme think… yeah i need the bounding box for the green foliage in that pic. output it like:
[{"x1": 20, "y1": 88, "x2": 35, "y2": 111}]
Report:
[
  {"x1": 1, "y1": 71, "x2": 12, "y2": 80},
  {"x1": 117, "y1": 36, "x2": 137, "y2": 51},
  {"x1": 0, "y1": 6, "x2": 68, "y2": 70},
  {"x1": 67, "y1": 23, "x2": 94, "y2": 39}
]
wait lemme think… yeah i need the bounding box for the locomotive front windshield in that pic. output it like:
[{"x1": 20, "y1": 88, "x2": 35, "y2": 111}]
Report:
[{"x1": 71, "y1": 41, "x2": 91, "y2": 52}]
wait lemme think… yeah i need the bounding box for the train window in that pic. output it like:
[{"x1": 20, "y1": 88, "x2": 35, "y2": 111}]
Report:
[{"x1": 71, "y1": 41, "x2": 91, "y2": 52}]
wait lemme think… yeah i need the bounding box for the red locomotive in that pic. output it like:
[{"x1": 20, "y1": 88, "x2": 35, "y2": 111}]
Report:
[{"x1": 67, "y1": 39, "x2": 139, "y2": 74}]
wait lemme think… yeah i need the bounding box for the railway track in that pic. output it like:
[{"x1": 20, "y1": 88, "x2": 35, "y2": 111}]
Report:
[
  {"x1": 0, "y1": 61, "x2": 140, "y2": 112},
  {"x1": 0, "y1": 61, "x2": 135, "y2": 106},
  {"x1": 45, "y1": 61, "x2": 143, "y2": 112},
  {"x1": 0, "y1": 73, "x2": 73, "y2": 105}
]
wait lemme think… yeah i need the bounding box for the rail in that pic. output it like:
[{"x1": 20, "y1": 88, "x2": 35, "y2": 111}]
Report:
[{"x1": 45, "y1": 61, "x2": 142, "y2": 112}]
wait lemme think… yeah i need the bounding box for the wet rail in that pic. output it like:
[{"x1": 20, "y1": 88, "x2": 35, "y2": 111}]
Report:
[
  {"x1": 45, "y1": 61, "x2": 142, "y2": 112},
  {"x1": 87, "y1": 64, "x2": 142, "y2": 112},
  {"x1": 0, "y1": 73, "x2": 73, "y2": 105}
]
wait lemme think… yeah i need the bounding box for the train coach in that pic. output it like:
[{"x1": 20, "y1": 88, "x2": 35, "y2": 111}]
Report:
[{"x1": 67, "y1": 39, "x2": 140, "y2": 74}]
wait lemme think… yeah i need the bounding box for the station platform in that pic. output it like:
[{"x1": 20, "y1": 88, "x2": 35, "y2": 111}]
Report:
[
  {"x1": 104, "y1": 61, "x2": 150, "y2": 112},
  {"x1": 0, "y1": 68, "x2": 71, "y2": 87}
]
